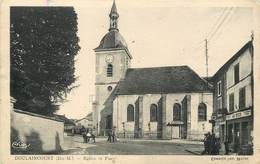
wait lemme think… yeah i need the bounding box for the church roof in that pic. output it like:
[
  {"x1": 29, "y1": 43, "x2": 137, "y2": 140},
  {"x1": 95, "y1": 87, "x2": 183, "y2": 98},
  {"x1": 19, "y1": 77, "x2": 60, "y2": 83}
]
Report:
[{"x1": 115, "y1": 66, "x2": 213, "y2": 95}]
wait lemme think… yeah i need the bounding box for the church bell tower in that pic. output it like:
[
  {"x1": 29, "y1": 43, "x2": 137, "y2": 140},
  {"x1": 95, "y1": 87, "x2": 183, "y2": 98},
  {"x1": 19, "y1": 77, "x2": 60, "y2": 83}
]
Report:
[{"x1": 93, "y1": 0, "x2": 132, "y2": 135}]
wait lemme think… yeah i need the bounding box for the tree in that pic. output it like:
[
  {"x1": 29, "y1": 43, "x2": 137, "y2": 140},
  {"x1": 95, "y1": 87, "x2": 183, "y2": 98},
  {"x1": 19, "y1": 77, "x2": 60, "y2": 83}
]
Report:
[{"x1": 10, "y1": 7, "x2": 80, "y2": 115}]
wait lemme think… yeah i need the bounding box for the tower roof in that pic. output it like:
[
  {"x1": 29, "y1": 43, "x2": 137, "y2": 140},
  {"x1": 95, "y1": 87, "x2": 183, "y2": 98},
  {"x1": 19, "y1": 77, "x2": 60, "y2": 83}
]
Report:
[
  {"x1": 94, "y1": 0, "x2": 131, "y2": 57},
  {"x1": 95, "y1": 30, "x2": 128, "y2": 50},
  {"x1": 110, "y1": 0, "x2": 118, "y2": 15}
]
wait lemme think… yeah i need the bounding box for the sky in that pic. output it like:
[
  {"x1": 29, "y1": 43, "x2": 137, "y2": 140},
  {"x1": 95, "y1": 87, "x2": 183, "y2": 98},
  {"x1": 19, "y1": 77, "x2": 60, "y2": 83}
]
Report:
[{"x1": 57, "y1": 0, "x2": 253, "y2": 119}]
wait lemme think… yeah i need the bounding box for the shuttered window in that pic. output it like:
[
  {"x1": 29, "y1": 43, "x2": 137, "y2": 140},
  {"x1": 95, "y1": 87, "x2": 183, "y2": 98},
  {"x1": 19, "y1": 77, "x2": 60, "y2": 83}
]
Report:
[
  {"x1": 234, "y1": 64, "x2": 239, "y2": 84},
  {"x1": 229, "y1": 93, "x2": 234, "y2": 112},
  {"x1": 239, "y1": 87, "x2": 246, "y2": 109}
]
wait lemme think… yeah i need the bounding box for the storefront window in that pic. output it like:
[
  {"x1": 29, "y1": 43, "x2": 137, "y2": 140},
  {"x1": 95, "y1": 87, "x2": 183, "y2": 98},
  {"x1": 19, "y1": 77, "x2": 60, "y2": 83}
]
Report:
[
  {"x1": 241, "y1": 122, "x2": 249, "y2": 145},
  {"x1": 228, "y1": 124, "x2": 233, "y2": 143},
  {"x1": 234, "y1": 123, "x2": 240, "y2": 153}
]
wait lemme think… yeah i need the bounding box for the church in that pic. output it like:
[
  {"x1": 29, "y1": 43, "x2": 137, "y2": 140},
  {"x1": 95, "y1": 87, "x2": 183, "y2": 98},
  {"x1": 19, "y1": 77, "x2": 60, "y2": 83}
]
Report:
[{"x1": 92, "y1": 1, "x2": 213, "y2": 140}]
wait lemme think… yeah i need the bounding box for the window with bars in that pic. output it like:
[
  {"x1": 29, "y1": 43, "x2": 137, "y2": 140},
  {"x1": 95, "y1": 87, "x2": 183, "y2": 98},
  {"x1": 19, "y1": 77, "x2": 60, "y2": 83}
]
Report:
[
  {"x1": 107, "y1": 64, "x2": 113, "y2": 77},
  {"x1": 127, "y1": 104, "x2": 134, "y2": 122},
  {"x1": 198, "y1": 103, "x2": 207, "y2": 121},
  {"x1": 239, "y1": 87, "x2": 246, "y2": 109},
  {"x1": 150, "y1": 104, "x2": 157, "y2": 122}
]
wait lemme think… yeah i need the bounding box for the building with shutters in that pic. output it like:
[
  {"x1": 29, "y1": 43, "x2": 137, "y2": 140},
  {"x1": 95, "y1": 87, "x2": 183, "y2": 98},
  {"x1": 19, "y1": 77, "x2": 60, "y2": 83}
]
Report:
[
  {"x1": 92, "y1": 0, "x2": 213, "y2": 140},
  {"x1": 211, "y1": 41, "x2": 253, "y2": 154}
]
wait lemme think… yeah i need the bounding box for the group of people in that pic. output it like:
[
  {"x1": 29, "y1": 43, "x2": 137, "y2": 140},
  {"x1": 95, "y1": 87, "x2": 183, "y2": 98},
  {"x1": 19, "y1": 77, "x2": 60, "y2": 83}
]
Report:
[
  {"x1": 82, "y1": 130, "x2": 96, "y2": 143},
  {"x1": 82, "y1": 129, "x2": 117, "y2": 143},
  {"x1": 107, "y1": 130, "x2": 116, "y2": 143},
  {"x1": 202, "y1": 132, "x2": 222, "y2": 155}
]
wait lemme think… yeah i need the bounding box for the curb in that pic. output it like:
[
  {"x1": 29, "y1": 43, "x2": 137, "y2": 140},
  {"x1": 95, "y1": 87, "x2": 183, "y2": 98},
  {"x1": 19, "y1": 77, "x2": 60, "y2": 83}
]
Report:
[{"x1": 185, "y1": 149, "x2": 201, "y2": 155}]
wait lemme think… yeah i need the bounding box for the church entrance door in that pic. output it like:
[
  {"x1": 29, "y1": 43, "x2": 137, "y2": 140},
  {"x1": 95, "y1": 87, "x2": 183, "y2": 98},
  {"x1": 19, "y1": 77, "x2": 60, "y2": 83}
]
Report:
[{"x1": 172, "y1": 126, "x2": 180, "y2": 139}]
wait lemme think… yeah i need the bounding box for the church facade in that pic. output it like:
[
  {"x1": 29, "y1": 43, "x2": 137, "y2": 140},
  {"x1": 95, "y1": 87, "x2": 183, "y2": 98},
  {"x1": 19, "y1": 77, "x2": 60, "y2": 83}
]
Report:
[{"x1": 93, "y1": 1, "x2": 213, "y2": 140}]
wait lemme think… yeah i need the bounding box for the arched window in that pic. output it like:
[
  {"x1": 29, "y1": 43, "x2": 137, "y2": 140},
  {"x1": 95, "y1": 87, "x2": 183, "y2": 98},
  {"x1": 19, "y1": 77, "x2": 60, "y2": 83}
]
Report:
[
  {"x1": 173, "y1": 103, "x2": 181, "y2": 121},
  {"x1": 127, "y1": 104, "x2": 134, "y2": 122},
  {"x1": 198, "y1": 103, "x2": 207, "y2": 121},
  {"x1": 150, "y1": 104, "x2": 157, "y2": 122},
  {"x1": 107, "y1": 64, "x2": 113, "y2": 77}
]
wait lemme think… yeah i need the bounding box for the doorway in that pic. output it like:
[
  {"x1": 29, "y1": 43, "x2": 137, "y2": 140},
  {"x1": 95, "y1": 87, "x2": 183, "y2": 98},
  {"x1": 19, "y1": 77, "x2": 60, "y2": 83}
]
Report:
[{"x1": 172, "y1": 126, "x2": 180, "y2": 139}]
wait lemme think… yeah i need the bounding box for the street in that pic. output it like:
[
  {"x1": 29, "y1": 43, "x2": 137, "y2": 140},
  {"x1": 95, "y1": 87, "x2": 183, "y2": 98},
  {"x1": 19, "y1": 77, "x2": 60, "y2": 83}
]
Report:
[{"x1": 61, "y1": 134, "x2": 204, "y2": 155}]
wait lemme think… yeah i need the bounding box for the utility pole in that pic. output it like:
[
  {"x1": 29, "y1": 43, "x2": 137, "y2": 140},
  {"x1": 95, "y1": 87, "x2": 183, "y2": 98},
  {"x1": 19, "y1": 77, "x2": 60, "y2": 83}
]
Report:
[{"x1": 205, "y1": 39, "x2": 209, "y2": 79}]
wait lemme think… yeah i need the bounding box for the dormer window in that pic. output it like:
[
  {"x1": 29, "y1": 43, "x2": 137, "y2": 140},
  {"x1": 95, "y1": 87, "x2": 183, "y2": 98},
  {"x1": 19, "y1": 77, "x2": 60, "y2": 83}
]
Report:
[{"x1": 107, "y1": 64, "x2": 113, "y2": 77}]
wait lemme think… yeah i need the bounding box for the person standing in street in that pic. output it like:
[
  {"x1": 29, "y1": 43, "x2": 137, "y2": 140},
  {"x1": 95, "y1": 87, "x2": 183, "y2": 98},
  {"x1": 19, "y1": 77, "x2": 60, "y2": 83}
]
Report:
[
  {"x1": 91, "y1": 132, "x2": 96, "y2": 143},
  {"x1": 112, "y1": 130, "x2": 116, "y2": 142},
  {"x1": 107, "y1": 130, "x2": 112, "y2": 143},
  {"x1": 202, "y1": 133, "x2": 209, "y2": 155},
  {"x1": 215, "y1": 138, "x2": 221, "y2": 155},
  {"x1": 82, "y1": 130, "x2": 87, "y2": 143},
  {"x1": 224, "y1": 139, "x2": 230, "y2": 155},
  {"x1": 207, "y1": 132, "x2": 214, "y2": 154},
  {"x1": 86, "y1": 131, "x2": 91, "y2": 143}
]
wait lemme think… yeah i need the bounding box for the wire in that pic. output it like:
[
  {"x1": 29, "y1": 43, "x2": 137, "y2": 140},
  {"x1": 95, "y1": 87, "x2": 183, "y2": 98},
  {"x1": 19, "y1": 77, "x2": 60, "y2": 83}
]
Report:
[
  {"x1": 208, "y1": 7, "x2": 234, "y2": 42},
  {"x1": 181, "y1": 7, "x2": 233, "y2": 56},
  {"x1": 205, "y1": 7, "x2": 228, "y2": 40},
  {"x1": 209, "y1": 7, "x2": 236, "y2": 43}
]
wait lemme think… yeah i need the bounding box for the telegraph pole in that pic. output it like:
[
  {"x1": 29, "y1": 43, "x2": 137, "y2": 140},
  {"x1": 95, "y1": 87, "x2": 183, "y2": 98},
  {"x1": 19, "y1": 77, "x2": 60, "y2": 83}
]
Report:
[{"x1": 205, "y1": 39, "x2": 209, "y2": 79}]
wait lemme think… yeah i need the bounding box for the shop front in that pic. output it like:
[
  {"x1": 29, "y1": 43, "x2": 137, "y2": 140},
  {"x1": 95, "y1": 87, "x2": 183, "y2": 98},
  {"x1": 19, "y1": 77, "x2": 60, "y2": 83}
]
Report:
[
  {"x1": 226, "y1": 108, "x2": 253, "y2": 155},
  {"x1": 210, "y1": 110, "x2": 226, "y2": 143}
]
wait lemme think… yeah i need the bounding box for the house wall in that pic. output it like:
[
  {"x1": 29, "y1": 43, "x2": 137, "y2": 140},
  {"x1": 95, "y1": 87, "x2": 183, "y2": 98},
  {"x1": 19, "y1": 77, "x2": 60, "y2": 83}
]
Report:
[
  {"x1": 211, "y1": 43, "x2": 253, "y2": 149},
  {"x1": 227, "y1": 77, "x2": 252, "y2": 111},
  {"x1": 226, "y1": 49, "x2": 252, "y2": 89},
  {"x1": 11, "y1": 109, "x2": 64, "y2": 154},
  {"x1": 226, "y1": 49, "x2": 252, "y2": 112},
  {"x1": 213, "y1": 74, "x2": 227, "y2": 113},
  {"x1": 76, "y1": 119, "x2": 93, "y2": 129}
]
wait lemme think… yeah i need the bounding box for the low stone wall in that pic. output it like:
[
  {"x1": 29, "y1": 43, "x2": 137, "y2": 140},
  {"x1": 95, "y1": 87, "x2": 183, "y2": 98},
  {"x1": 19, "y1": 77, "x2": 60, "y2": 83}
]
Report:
[{"x1": 11, "y1": 109, "x2": 64, "y2": 154}]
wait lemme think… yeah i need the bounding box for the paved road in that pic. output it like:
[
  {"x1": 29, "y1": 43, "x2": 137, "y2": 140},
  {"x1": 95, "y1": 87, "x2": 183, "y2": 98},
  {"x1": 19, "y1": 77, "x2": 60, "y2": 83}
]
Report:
[{"x1": 61, "y1": 135, "x2": 203, "y2": 155}]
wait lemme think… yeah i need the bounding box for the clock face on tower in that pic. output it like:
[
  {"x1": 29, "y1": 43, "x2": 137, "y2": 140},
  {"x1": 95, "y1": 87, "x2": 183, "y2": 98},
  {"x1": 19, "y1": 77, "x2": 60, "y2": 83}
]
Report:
[{"x1": 105, "y1": 55, "x2": 114, "y2": 63}]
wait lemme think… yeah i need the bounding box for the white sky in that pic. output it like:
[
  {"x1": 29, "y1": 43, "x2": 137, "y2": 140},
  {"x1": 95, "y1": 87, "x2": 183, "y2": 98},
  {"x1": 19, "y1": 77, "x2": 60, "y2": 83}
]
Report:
[{"x1": 57, "y1": 0, "x2": 253, "y2": 119}]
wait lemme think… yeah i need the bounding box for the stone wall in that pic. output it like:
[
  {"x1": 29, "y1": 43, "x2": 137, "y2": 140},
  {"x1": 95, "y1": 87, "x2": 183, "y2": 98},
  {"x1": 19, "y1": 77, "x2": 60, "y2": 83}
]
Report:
[
  {"x1": 113, "y1": 92, "x2": 213, "y2": 140},
  {"x1": 11, "y1": 109, "x2": 64, "y2": 154}
]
